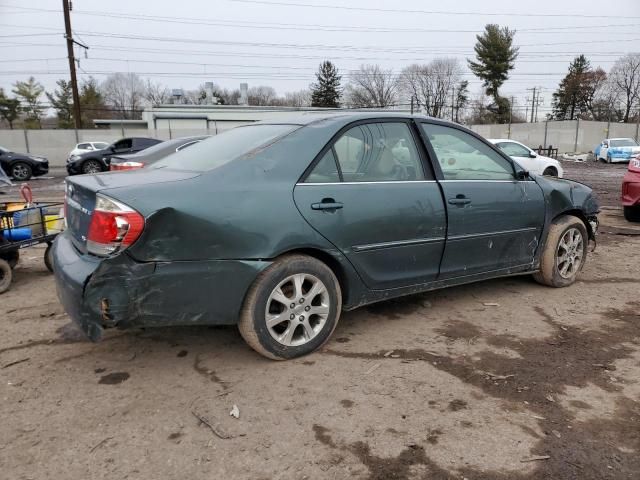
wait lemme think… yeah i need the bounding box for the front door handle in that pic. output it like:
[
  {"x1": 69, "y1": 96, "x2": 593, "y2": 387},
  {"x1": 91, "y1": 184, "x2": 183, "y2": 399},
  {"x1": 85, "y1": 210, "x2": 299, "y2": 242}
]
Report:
[
  {"x1": 448, "y1": 195, "x2": 471, "y2": 206},
  {"x1": 311, "y1": 198, "x2": 343, "y2": 211}
]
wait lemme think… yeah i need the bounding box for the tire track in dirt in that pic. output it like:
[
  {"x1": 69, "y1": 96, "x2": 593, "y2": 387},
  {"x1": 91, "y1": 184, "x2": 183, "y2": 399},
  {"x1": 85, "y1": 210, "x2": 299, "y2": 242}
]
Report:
[{"x1": 319, "y1": 301, "x2": 640, "y2": 479}]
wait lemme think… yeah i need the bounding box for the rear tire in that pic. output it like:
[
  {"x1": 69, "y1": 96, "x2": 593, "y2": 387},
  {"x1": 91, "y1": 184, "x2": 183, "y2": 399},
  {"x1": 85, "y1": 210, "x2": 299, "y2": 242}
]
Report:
[
  {"x1": 82, "y1": 159, "x2": 103, "y2": 174},
  {"x1": 0, "y1": 258, "x2": 12, "y2": 294},
  {"x1": 238, "y1": 254, "x2": 342, "y2": 360},
  {"x1": 44, "y1": 243, "x2": 54, "y2": 272},
  {"x1": 11, "y1": 162, "x2": 32, "y2": 181},
  {"x1": 533, "y1": 215, "x2": 588, "y2": 288},
  {"x1": 542, "y1": 167, "x2": 558, "y2": 177},
  {"x1": 624, "y1": 206, "x2": 640, "y2": 222},
  {"x1": 0, "y1": 237, "x2": 19, "y2": 269}
]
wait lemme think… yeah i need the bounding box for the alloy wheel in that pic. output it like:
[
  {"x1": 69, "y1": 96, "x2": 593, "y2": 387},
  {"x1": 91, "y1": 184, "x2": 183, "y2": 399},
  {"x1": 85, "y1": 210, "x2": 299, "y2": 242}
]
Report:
[
  {"x1": 12, "y1": 164, "x2": 30, "y2": 181},
  {"x1": 265, "y1": 273, "x2": 330, "y2": 347},
  {"x1": 556, "y1": 227, "x2": 584, "y2": 279},
  {"x1": 83, "y1": 161, "x2": 101, "y2": 174}
]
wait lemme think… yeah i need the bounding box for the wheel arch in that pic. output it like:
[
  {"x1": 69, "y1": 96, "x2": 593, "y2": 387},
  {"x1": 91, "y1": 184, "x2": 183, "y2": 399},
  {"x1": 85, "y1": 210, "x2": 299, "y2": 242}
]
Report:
[
  {"x1": 551, "y1": 209, "x2": 594, "y2": 240},
  {"x1": 271, "y1": 247, "x2": 361, "y2": 309}
]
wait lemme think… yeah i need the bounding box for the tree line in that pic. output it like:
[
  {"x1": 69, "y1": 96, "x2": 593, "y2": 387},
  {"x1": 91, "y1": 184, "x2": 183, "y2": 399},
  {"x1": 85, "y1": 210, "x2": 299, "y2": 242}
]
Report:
[{"x1": 0, "y1": 24, "x2": 638, "y2": 129}]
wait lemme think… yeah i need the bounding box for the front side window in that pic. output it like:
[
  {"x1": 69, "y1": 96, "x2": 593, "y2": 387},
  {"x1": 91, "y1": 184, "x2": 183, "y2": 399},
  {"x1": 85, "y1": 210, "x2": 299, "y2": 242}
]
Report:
[
  {"x1": 77, "y1": 143, "x2": 91, "y2": 150},
  {"x1": 497, "y1": 141, "x2": 531, "y2": 157},
  {"x1": 93, "y1": 142, "x2": 109, "y2": 149},
  {"x1": 307, "y1": 122, "x2": 425, "y2": 183},
  {"x1": 421, "y1": 124, "x2": 514, "y2": 181}
]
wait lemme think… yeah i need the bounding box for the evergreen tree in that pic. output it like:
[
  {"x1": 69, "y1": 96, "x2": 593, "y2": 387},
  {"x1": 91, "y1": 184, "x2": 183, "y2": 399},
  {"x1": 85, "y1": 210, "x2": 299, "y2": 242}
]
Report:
[
  {"x1": 454, "y1": 80, "x2": 469, "y2": 123},
  {"x1": 46, "y1": 79, "x2": 74, "y2": 128},
  {"x1": 12, "y1": 76, "x2": 45, "y2": 129},
  {"x1": 468, "y1": 25, "x2": 519, "y2": 123},
  {"x1": 552, "y1": 55, "x2": 593, "y2": 120},
  {"x1": 0, "y1": 88, "x2": 20, "y2": 129},
  {"x1": 310, "y1": 61, "x2": 342, "y2": 108},
  {"x1": 79, "y1": 77, "x2": 108, "y2": 127}
]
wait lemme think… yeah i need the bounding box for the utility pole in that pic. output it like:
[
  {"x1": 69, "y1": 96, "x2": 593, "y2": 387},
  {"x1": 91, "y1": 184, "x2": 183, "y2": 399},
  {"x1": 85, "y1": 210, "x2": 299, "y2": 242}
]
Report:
[
  {"x1": 62, "y1": 0, "x2": 87, "y2": 129},
  {"x1": 508, "y1": 96, "x2": 514, "y2": 139},
  {"x1": 451, "y1": 87, "x2": 455, "y2": 122},
  {"x1": 528, "y1": 87, "x2": 536, "y2": 123}
]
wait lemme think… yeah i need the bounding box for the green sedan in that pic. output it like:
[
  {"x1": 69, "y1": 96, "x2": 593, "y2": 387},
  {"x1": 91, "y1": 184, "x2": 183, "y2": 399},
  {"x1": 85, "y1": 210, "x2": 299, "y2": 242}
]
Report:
[{"x1": 52, "y1": 113, "x2": 599, "y2": 359}]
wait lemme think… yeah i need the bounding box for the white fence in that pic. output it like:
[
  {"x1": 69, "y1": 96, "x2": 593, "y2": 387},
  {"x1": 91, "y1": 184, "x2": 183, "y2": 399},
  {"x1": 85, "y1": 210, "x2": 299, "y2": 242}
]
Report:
[{"x1": 1, "y1": 120, "x2": 639, "y2": 167}]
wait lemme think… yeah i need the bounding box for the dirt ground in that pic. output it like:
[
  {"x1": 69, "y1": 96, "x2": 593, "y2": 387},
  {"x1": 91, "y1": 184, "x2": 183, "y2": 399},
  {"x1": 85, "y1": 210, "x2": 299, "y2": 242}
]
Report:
[{"x1": 1, "y1": 161, "x2": 639, "y2": 479}]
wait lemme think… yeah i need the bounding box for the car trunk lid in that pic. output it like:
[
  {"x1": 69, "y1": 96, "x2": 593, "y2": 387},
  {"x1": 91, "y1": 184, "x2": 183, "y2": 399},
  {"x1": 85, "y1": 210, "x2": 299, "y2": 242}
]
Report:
[{"x1": 65, "y1": 169, "x2": 200, "y2": 253}]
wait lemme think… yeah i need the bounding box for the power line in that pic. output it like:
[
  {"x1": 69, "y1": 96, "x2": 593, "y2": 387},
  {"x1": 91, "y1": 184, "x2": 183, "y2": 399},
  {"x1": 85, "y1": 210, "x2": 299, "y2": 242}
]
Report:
[
  {"x1": 71, "y1": 30, "x2": 640, "y2": 53},
  {"x1": 4, "y1": 3, "x2": 640, "y2": 32},
  {"x1": 2, "y1": 8, "x2": 639, "y2": 35},
  {"x1": 228, "y1": 0, "x2": 640, "y2": 19}
]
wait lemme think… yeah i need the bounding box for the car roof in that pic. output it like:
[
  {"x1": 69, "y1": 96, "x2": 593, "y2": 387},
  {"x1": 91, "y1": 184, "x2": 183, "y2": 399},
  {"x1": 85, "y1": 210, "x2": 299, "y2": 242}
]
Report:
[
  {"x1": 250, "y1": 111, "x2": 444, "y2": 128},
  {"x1": 608, "y1": 137, "x2": 635, "y2": 141},
  {"x1": 486, "y1": 138, "x2": 522, "y2": 143}
]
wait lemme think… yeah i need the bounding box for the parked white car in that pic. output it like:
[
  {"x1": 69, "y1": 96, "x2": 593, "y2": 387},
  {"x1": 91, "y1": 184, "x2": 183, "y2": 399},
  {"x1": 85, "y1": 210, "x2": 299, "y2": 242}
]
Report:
[
  {"x1": 595, "y1": 138, "x2": 640, "y2": 163},
  {"x1": 488, "y1": 139, "x2": 564, "y2": 178},
  {"x1": 68, "y1": 141, "x2": 110, "y2": 159}
]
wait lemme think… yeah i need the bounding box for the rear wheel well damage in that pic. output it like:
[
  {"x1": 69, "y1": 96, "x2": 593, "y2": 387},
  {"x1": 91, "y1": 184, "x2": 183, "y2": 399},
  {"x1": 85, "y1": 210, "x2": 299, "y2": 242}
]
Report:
[{"x1": 271, "y1": 248, "x2": 350, "y2": 308}]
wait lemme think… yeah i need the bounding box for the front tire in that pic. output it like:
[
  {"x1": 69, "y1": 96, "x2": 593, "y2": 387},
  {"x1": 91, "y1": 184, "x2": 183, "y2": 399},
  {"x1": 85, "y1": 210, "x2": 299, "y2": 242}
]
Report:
[
  {"x1": 238, "y1": 254, "x2": 342, "y2": 360},
  {"x1": 11, "y1": 162, "x2": 32, "y2": 181},
  {"x1": 624, "y1": 206, "x2": 640, "y2": 222},
  {"x1": 534, "y1": 216, "x2": 588, "y2": 287},
  {"x1": 82, "y1": 159, "x2": 103, "y2": 174}
]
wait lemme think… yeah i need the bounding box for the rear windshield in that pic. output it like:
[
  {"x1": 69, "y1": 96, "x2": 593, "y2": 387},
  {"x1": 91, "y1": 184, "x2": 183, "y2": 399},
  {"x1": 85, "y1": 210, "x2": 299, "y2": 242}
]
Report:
[
  {"x1": 151, "y1": 124, "x2": 298, "y2": 171},
  {"x1": 611, "y1": 139, "x2": 638, "y2": 147}
]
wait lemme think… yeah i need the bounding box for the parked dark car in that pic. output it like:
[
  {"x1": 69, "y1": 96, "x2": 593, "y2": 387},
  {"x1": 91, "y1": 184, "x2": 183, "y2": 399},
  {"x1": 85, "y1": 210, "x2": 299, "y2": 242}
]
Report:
[
  {"x1": 66, "y1": 137, "x2": 162, "y2": 175},
  {"x1": 53, "y1": 113, "x2": 599, "y2": 359},
  {"x1": 109, "y1": 136, "x2": 210, "y2": 171},
  {"x1": 0, "y1": 145, "x2": 49, "y2": 181}
]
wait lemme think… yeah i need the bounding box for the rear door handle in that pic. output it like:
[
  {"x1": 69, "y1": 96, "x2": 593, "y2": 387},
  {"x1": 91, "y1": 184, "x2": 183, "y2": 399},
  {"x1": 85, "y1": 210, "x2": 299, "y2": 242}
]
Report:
[
  {"x1": 311, "y1": 198, "x2": 343, "y2": 211},
  {"x1": 448, "y1": 195, "x2": 471, "y2": 206}
]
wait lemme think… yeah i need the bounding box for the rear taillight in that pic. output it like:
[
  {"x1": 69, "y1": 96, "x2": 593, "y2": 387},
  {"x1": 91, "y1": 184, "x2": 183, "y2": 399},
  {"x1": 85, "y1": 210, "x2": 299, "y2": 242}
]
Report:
[
  {"x1": 87, "y1": 194, "x2": 144, "y2": 256},
  {"x1": 110, "y1": 161, "x2": 145, "y2": 171}
]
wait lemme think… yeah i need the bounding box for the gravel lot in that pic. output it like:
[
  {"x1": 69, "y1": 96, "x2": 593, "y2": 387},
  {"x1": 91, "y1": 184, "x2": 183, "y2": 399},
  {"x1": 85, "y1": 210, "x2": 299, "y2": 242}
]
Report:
[{"x1": 1, "y1": 161, "x2": 639, "y2": 479}]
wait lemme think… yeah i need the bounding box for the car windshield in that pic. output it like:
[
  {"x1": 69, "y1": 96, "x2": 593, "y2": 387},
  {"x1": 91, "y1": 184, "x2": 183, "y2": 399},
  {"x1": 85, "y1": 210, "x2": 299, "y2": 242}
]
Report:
[
  {"x1": 611, "y1": 139, "x2": 638, "y2": 147},
  {"x1": 94, "y1": 142, "x2": 109, "y2": 149},
  {"x1": 151, "y1": 124, "x2": 299, "y2": 171},
  {"x1": 0, "y1": 145, "x2": 8, "y2": 153}
]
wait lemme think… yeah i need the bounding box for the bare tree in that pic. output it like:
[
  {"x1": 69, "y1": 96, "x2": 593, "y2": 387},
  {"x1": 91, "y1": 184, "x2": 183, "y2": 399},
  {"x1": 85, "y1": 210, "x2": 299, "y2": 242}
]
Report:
[
  {"x1": 144, "y1": 79, "x2": 169, "y2": 107},
  {"x1": 400, "y1": 58, "x2": 462, "y2": 118},
  {"x1": 102, "y1": 73, "x2": 145, "y2": 119},
  {"x1": 248, "y1": 86, "x2": 277, "y2": 106},
  {"x1": 609, "y1": 53, "x2": 640, "y2": 122},
  {"x1": 283, "y1": 89, "x2": 311, "y2": 107},
  {"x1": 345, "y1": 64, "x2": 399, "y2": 108}
]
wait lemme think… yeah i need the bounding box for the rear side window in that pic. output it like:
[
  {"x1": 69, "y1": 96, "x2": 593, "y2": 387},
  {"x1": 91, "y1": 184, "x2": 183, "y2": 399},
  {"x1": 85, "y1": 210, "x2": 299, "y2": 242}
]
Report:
[
  {"x1": 113, "y1": 139, "x2": 132, "y2": 150},
  {"x1": 421, "y1": 124, "x2": 514, "y2": 180},
  {"x1": 152, "y1": 124, "x2": 298, "y2": 172},
  {"x1": 306, "y1": 122, "x2": 425, "y2": 183}
]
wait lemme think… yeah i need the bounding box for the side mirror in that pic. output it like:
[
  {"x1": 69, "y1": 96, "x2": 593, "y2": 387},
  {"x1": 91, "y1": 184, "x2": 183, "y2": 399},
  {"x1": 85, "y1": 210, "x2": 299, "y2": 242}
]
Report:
[
  {"x1": 529, "y1": 151, "x2": 538, "y2": 158},
  {"x1": 515, "y1": 169, "x2": 529, "y2": 181}
]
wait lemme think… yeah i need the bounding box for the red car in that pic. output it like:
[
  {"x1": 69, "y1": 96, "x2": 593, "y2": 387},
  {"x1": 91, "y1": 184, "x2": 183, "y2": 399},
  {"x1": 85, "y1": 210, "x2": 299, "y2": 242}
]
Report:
[{"x1": 622, "y1": 155, "x2": 640, "y2": 222}]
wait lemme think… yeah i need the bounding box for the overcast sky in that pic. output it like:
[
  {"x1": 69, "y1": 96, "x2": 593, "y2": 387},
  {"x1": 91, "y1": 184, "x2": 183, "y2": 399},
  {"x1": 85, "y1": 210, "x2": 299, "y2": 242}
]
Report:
[{"x1": 1, "y1": 0, "x2": 639, "y2": 117}]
